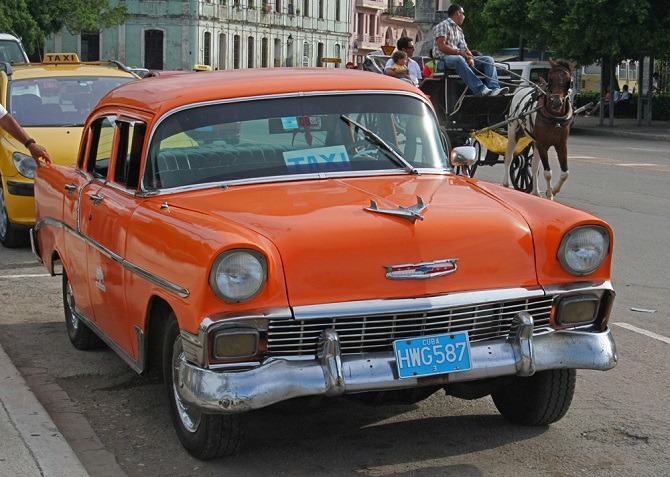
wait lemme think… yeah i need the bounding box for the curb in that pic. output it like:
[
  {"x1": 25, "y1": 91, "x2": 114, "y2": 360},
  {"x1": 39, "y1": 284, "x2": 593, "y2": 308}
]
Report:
[{"x1": 0, "y1": 342, "x2": 89, "y2": 477}]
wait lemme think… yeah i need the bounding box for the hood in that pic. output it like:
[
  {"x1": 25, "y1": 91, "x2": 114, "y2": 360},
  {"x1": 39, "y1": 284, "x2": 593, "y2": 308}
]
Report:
[
  {"x1": 26, "y1": 126, "x2": 83, "y2": 166},
  {"x1": 167, "y1": 175, "x2": 538, "y2": 306}
]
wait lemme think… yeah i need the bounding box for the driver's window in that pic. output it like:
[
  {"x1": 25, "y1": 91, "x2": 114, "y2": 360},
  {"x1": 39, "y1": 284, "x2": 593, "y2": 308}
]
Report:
[{"x1": 87, "y1": 116, "x2": 116, "y2": 180}]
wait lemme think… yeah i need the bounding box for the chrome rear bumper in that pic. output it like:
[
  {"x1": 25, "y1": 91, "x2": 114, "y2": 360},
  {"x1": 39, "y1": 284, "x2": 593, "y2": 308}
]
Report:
[{"x1": 176, "y1": 313, "x2": 617, "y2": 414}]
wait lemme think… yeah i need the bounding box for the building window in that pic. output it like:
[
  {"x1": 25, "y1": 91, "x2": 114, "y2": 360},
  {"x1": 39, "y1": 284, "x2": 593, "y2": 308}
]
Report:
[
  {"x1": 335, "y1": 0, "x2": 340, "y2": 22},
  {"x1": 302, "y1": 0, "x2": 309, "y2": 16},
  {"x1": 275, "y1": 0, "x2": 281, "y2": 12},
  {"x1": 318, "y1": 0, "x2": 324, "y2": 19},
  {"x1": 274, "y1": 38, "x2": 281, "y2": 67},
  {"x1": 287, "y1": 0, "x2": 294, "y2": 14},
  {"x1": 80, "y1": 34, "x2": 100, "y2": 61},
  {"x1": 204, "y1": 32, "x2": 211, "y2": 66},
  {"x1": 233, "y1": 35, "x2": 241, "y2": 69},
  {"x1": 261, "y1": 38, "x2": 268, "y2": 68},
  {"x1": 144, "y1": 30, "x2": 164, "y2": 70},
  {"x1": 247, "y1": 36, "x2": 254, "y2": 68}
]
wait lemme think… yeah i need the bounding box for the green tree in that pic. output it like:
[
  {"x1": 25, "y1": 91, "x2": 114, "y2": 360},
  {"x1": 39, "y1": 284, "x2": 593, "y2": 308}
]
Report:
[
  {"x1": 3, "y1": 0, "x2": 128, "y2": 54},
  {"x1": 470, "y1": 0, "x2": 670, "y2": 65}
]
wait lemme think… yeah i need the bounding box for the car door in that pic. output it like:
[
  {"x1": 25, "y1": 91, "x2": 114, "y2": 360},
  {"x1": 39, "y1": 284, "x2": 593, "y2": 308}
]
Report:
[{"x1": 78, "y1": 116, "x2": 146, "y2": 356}]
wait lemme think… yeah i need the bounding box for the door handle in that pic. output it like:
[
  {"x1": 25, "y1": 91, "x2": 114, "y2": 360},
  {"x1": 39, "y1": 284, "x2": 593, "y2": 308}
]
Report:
[
  {"x1": 64, "y1": 183, "x2": 77, "y2": 195},
  {"x1": 89, "y1": 193, "x2": 104, "y2": 206}
]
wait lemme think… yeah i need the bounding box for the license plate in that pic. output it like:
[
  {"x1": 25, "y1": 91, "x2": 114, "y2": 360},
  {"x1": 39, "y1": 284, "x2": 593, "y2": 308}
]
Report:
[{"x1": 393, "y1": 331, "x2": 472, "y2": 379}]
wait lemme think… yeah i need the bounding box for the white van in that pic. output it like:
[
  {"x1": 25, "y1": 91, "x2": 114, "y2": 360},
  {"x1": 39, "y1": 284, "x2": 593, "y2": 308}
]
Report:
[
  {"x1": 0, "y1": 33, "x2": 29, "y2": 63},
  {"x1": 505, "y1": 60, "x2": 581, "y2": 103}
]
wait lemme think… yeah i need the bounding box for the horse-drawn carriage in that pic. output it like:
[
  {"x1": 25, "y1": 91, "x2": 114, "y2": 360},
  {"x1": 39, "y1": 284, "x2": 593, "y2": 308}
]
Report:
[
  {"x1": 419, "y1": 63, "x2": 535, "y2": 192},
  {"x1": 419, "y1": 58, "x2": 577, "y2": 197}
]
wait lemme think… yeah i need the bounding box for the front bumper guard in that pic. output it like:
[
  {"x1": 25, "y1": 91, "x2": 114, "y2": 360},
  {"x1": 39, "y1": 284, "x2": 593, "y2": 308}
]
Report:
[{"x1": 176, "y1": 313, "x2": 617, "y2": 414}]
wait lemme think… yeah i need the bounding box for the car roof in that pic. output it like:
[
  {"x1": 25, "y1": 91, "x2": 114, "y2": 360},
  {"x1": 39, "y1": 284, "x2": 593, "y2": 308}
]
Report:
[
  {"x1": 10, "y1": 61, "x2": 138, "y2": 79},
  {"x1": 99, "y1": 68, "x2": 424, "y2": 114}
]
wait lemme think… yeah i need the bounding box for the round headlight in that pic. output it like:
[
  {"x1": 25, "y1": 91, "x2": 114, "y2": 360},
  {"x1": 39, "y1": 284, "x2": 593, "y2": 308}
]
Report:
[
  {"x1": 558, "y1": 225, "x2": 610, "y2": 276},
  {"x1": 209, "y1": 250, "x2": 267, "y2": 303},
  {"x1": 13, "y1": 152, "x2": 37, "y2": 179}
]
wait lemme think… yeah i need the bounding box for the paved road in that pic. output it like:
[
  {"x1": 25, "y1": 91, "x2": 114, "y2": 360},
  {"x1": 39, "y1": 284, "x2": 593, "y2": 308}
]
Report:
[{"x1": 1, "y1": 133, "x2": 669, "y2": 476}]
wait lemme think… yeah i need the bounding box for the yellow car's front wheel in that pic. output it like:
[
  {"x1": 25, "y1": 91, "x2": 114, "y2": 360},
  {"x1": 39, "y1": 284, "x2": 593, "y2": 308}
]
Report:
[{"x1": 0, "y1": 185, "x2": 29, "y2": 248}]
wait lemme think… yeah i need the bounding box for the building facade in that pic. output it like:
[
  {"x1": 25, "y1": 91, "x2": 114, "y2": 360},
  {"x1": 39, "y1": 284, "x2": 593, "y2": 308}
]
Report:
[
  {"x1": 350, "y1": 0, "x2": 421, "y2": 66},
  {"x1": 46, "y1": 0, "x2": 352, "y2": 70}
]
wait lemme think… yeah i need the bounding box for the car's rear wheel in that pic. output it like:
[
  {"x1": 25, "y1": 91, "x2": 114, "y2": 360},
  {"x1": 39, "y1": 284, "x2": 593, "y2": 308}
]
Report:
[
  {"x1": 491, "y1": 369, "x2": 576, "y2": 426},
  {"x1": 0, "y1": 185, "x2": 29, "y2": 248},
  {"x1": 63, "y1": 268, "x2": 103, "y2": 350},
  {"x1": 163, "y1": 316, "x2": 245, "y2": 459}
]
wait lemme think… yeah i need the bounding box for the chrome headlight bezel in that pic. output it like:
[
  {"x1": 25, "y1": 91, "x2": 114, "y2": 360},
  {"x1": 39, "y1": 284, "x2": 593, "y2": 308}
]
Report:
[
  {"x1": 12, "y1": 152, "x2": 37, "y2": 179},
  {"x1": 209, "y1": 249, "x2": 268, "y2": 303},
  {"x1": 558, "y1": 225, "x2": 610, "y2": 276}
]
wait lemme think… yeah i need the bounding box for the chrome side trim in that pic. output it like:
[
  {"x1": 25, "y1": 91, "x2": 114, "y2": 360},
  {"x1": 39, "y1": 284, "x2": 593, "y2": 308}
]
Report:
[
  {"x1": 74, "y1": 306, "x2": 143, "y2": 373},
  {"x1": 35, "y1": 217, "x2": 189, "y2": 298}
]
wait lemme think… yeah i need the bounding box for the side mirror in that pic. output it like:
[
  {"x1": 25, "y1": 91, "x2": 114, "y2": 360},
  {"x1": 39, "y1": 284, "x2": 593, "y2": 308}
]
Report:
[{"x1": 449, "y1": 146, "x2": 477, "y2": 177}]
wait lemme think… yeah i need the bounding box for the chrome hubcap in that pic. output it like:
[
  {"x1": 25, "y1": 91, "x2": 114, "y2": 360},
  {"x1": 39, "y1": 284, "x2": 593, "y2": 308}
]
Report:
[
  {"x1": 66, "y1": 280, "x2": 79, "y2": 330},
  {"x1": 172, "y1": 340, "x2": 201, "y2": 433}
]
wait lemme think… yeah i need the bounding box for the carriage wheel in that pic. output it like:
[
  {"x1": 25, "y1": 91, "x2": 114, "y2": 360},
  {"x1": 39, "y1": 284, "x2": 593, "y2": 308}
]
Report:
[{"x1": 510, "y1": 149, "x2": 533, "y2": 193}]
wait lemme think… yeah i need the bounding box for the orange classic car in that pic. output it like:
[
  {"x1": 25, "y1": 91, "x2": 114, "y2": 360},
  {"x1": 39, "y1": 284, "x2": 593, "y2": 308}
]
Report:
[{"x1": 32, "y1": 68, "x2": 617, "y2": 459}]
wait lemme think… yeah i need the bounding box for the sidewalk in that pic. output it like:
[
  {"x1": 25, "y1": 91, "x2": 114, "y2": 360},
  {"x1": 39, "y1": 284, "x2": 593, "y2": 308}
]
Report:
[
  {"x1": 0, "y1": 342, "x2": 88, "y2": 477},
  {"x1": 571, "y1": 115, "x2": 670, "y2": 142}
]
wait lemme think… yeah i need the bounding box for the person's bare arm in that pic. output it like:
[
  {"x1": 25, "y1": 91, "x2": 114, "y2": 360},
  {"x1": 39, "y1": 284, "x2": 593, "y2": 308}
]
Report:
[
  {"x1": 435, "y1": 37, "x2": 474, "y2": 67},
  {"x1": 384, "y1": 67, "x2": 410, "y2": 79},
  {"x1": 0, "y1": 114, "x2": 51, "y2": 163}
]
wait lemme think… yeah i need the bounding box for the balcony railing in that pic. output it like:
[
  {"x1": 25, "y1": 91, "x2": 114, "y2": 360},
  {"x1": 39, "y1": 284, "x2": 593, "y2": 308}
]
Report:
[{"x1": 384, "y1": 5, "x2": 415, "y2": 18}]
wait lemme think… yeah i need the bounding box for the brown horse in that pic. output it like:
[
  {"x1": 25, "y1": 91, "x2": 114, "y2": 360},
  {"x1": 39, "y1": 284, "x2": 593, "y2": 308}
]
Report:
[{"x1": 502, "y1": 58, "x2": 576, "y2": 199}]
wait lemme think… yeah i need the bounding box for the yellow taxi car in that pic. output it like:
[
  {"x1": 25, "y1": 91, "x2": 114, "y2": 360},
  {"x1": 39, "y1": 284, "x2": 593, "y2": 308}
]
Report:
[{"x1": 0, "y1": 53, "x2": 137, "y2": 247}]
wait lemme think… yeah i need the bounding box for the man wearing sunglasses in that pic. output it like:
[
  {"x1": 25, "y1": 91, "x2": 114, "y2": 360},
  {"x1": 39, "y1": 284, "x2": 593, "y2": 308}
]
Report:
[{"x1": 384, "y1": 37, "x2": 423, "y2": 86}]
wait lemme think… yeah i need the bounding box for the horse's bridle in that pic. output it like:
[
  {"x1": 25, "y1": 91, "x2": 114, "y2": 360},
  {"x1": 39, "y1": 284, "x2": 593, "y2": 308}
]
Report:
[{"x1": 538, "y1": 66, "x2": 573, "y2": 127}]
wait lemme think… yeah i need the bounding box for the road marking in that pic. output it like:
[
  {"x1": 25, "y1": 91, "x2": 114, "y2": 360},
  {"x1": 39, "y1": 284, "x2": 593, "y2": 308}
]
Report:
[
  {"x1": 614, "y1": 323, "x2": 670, "y2": 345},
  {"x1": 0, "y1": 273, "x2": 51, "y2": 279},
  {"x1": 617, "y1": 163, "x2": 657, "y2": 167}
]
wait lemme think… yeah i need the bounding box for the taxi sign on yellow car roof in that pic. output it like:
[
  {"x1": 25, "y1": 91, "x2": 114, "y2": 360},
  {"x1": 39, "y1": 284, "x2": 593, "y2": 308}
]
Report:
[{"x1": 43, "y1": 53, "x2": 80, "y2": 64}]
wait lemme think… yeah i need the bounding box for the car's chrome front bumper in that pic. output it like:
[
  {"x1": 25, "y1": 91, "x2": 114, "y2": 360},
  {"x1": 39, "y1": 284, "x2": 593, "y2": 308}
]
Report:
[{"x1": 176, "y1": 312, "x2": 617, "y2": 414}]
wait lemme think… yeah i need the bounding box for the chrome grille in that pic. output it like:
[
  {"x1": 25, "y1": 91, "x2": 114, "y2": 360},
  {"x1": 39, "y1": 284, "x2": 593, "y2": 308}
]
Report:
[{"x1": 267, "y1": 296, "x2": 554, "y2": 356}]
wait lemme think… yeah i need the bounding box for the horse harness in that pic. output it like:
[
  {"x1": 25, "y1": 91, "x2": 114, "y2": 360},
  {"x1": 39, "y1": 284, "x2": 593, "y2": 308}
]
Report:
[{"x1": 510, "y1": 70, "x2": 574, "y2": 140}]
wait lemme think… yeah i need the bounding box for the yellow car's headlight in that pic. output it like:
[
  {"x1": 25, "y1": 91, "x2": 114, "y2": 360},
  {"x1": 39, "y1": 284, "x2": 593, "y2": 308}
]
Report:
[
  {"x1": 209, "y1": 249, "x2": 267, "y2": 303},
  {"x1": 13, "y1": 152, "x2": 37, "y2": 179}
]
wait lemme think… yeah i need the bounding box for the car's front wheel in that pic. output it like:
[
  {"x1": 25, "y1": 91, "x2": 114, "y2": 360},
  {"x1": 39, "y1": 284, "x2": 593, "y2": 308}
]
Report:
[
  {"x1": 63, "y1": 268, "x2": 102, "y2": 350},
  {"x1": 491, "y1": 369, "x2": 576, "y2": 426},
  {"x1": 0, "y1": 185, "x2": 29, "y2": 248},
  {"x1": 163, "y1": 316, "x2": 245, "y2": 459}
]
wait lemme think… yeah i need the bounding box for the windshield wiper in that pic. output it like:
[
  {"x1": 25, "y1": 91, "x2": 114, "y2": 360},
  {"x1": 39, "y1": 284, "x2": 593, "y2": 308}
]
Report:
[{"x1": 340, "y1": 115, "x2": 419, "y2": 175}]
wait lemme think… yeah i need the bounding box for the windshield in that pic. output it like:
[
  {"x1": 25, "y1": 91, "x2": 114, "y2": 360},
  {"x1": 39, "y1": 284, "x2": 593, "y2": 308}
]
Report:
[
  {"x1": 144, "y1": 93, "x2": 446, "y2": 190},
  {"x1": 0, "y1": 39, "x2": 27, "y2": 63},
  {"x1": 9, "y1": 76, "x2": 135, "y2": 127}
]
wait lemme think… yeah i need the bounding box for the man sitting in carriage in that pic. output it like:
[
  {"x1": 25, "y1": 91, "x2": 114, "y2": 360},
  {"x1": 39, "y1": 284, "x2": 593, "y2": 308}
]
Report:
[{"x1": 432, "y1": 4, "x2": 508, "y2": 97}]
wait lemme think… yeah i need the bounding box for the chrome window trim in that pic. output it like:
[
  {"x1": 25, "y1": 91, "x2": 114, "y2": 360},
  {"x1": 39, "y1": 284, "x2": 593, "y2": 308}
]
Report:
[
  {"x1": 34, "y1": 217, "x2": 189, "y2": 298},
  {"x1": 138, "y1": 168, "x2": 453, "y2": 197}
]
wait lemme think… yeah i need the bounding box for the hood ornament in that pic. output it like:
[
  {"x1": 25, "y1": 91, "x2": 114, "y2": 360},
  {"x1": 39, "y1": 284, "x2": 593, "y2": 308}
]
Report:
[
  {"x1": 365, "y1": 196, "x2": 428, "y2": 224},
  {"x1": 385, "y1": 259, "x2": 459, "y2": 280}
]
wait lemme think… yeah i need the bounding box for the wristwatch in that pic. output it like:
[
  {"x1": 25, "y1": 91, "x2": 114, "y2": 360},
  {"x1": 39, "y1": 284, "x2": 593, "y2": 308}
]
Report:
[{"x1": 24, "y1": 138, "x2": 36, "y2": 148}]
